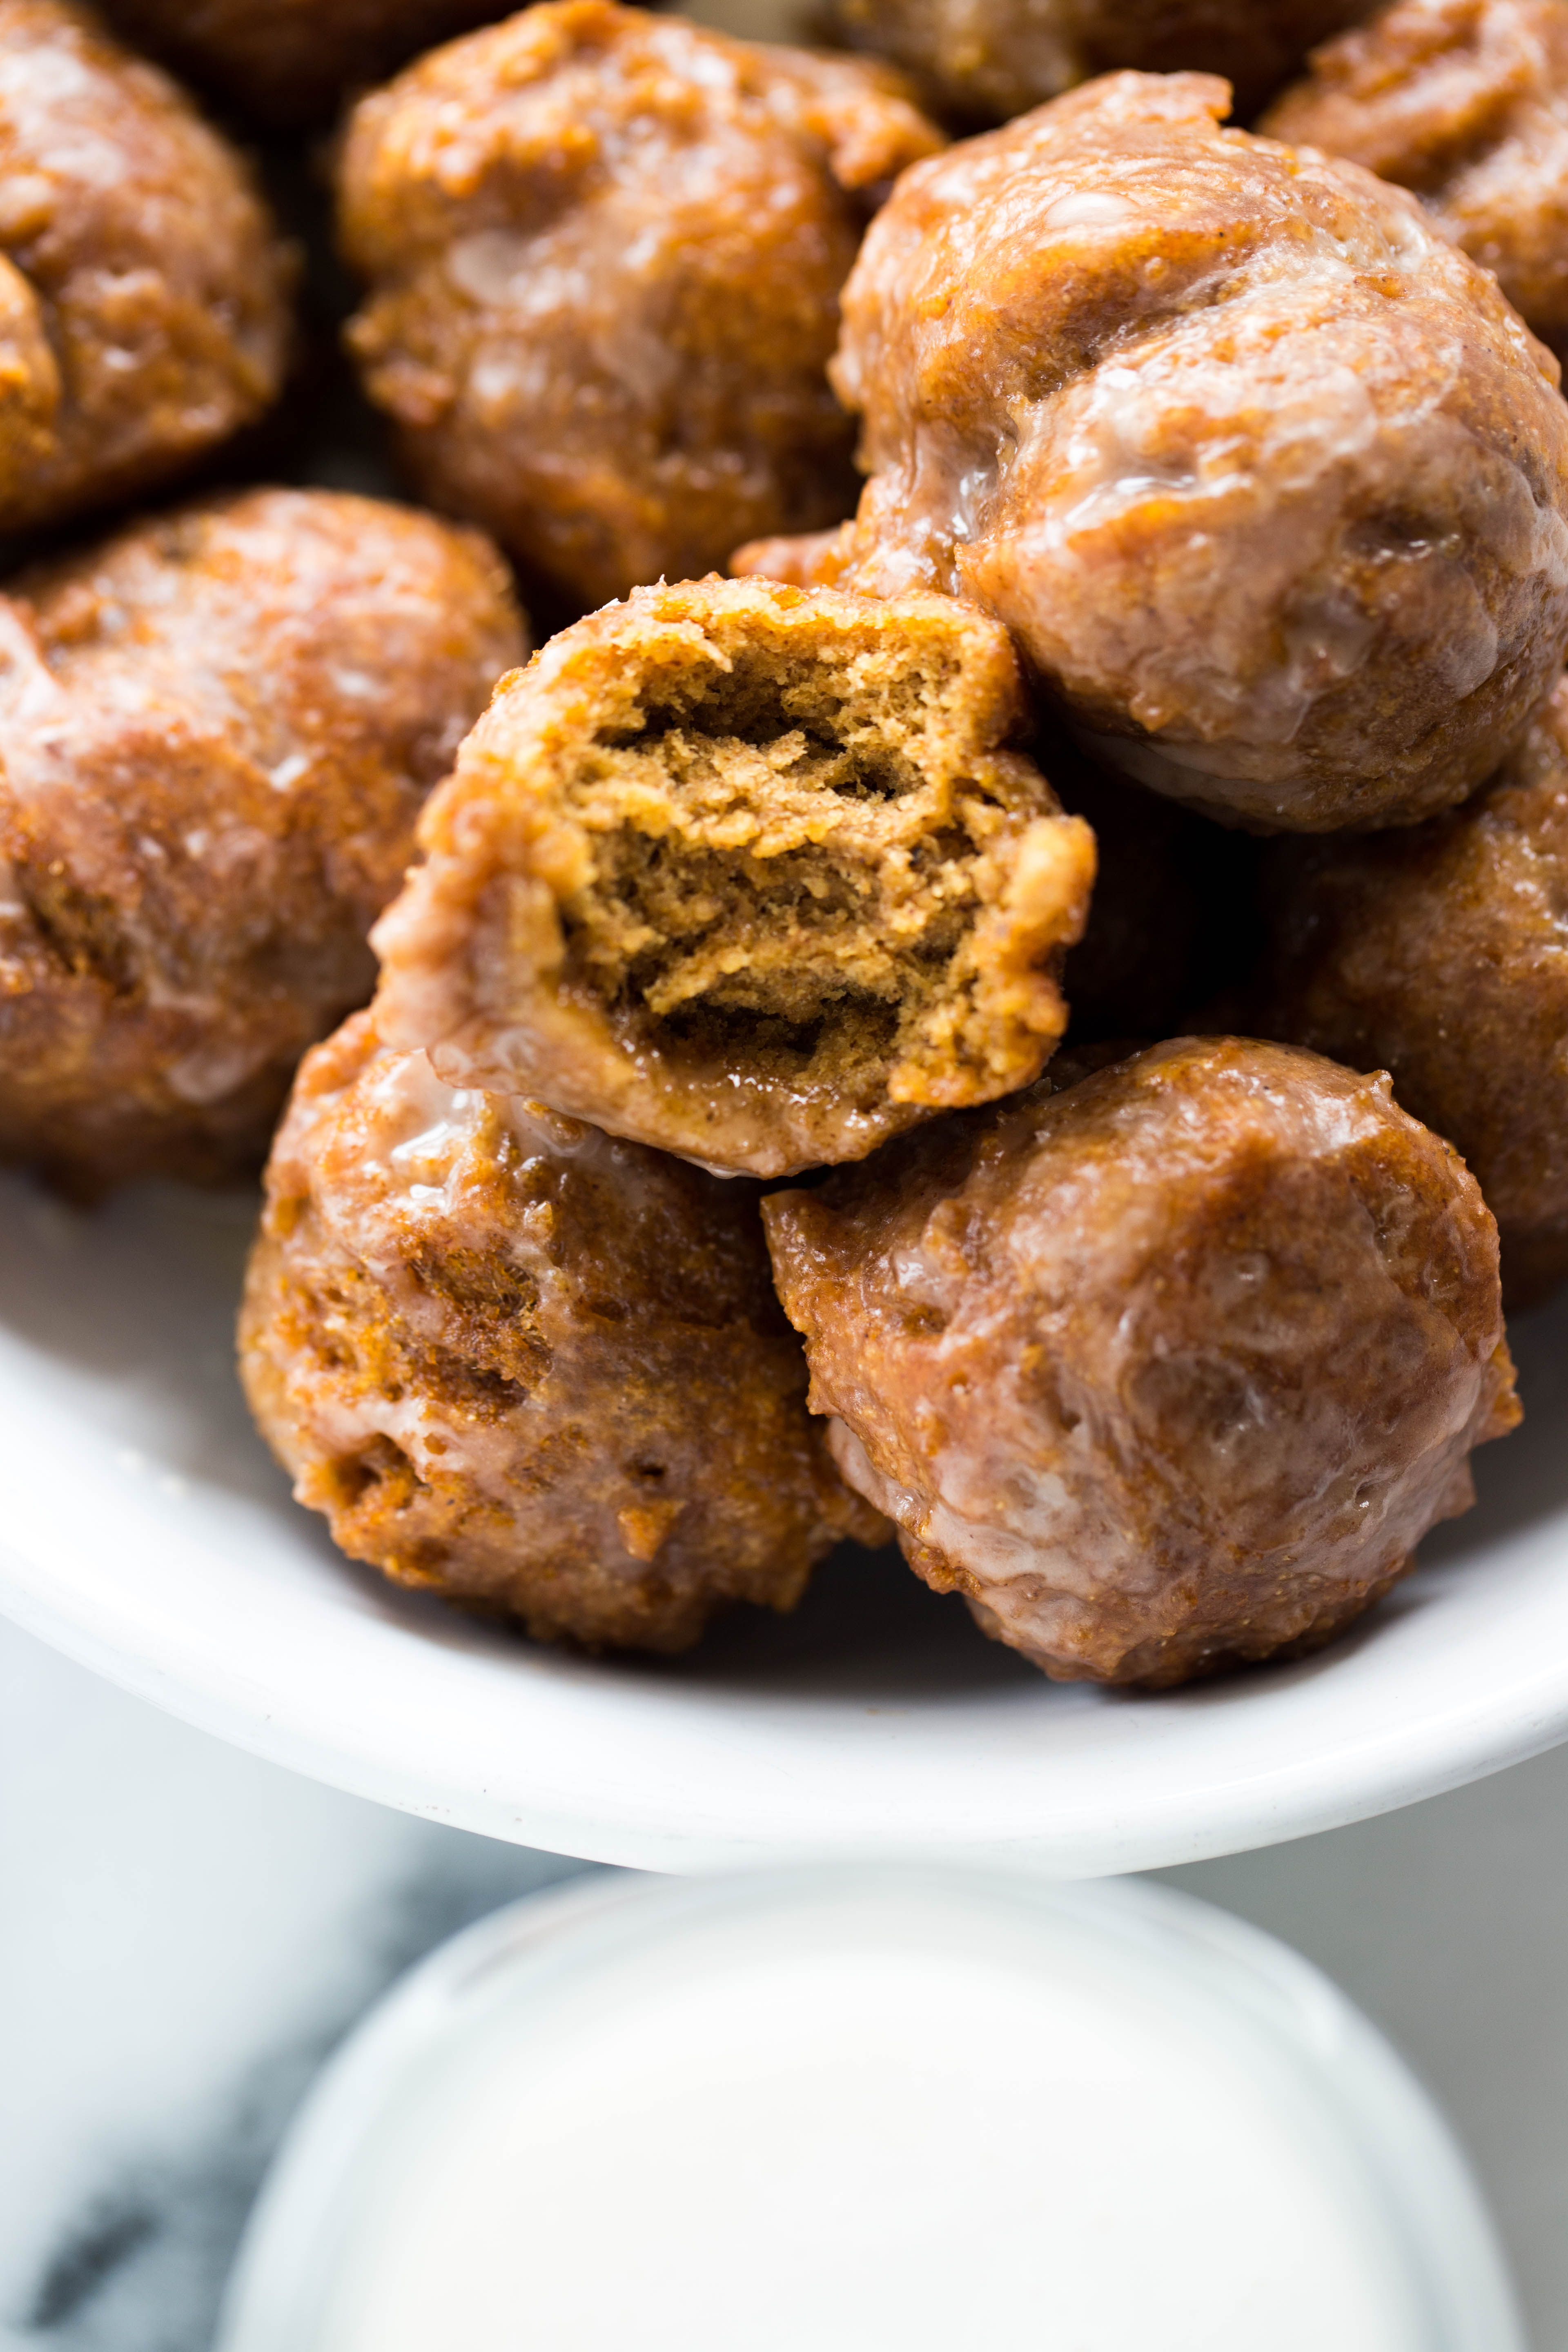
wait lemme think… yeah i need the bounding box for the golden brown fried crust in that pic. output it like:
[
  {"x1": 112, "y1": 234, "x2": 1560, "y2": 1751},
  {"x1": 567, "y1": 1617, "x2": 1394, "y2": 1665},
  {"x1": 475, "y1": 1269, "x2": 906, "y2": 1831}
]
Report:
[
  {"x1": 0, "y1": 488, "x2": 525, "y2": 1194},
  {"x1": 830, "y1": 0, "x2": 1374, "y2": 127},
  {"x1": 370, "y1": 574, "x2": 1096, "y2": 1177},
  {"x1": 763, "y1": 1036, "x2": 1519, "y2": 1688},
  {"x1": 240, "y1": 1011, "x2": 884, "y2": 1653},
  {"x1": 97, "y1": 0, "x2": 505, "y2": 128},
  {"x1": 1264, "y1": 0, "x2": 1568, "y2": 358},
  {"x1": 0, "y1": 0, "x2": 293, "y2": 533},
  {"x1": 1256, "y1": 670, "x2": 1568, "y2": 1304},
  {"x1": 763, "y1": 71, "x2": 1568, "y2": 832},
  {"x1": 335, "y1": 0, "x2": 944, "y2": 608}
]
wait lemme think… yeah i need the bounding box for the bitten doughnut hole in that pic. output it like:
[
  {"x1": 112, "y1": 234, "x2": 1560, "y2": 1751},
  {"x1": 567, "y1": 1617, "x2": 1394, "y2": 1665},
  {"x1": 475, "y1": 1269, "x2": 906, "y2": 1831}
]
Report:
[{"x1": 372, "y1": 577, "x2": 1096, "y2": 1176}]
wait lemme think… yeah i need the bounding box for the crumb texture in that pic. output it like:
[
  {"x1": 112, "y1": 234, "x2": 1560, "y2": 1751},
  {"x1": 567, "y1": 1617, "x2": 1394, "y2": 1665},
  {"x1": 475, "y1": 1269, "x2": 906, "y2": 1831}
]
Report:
[
  {"x1": 241, "y1": 1012, "x2": 882, "y2": 1651},
  {"x1": 764, "y1": 1036, "x2": 1519, "y2": 1686},
  {"x1": 372, "y1": 575, "x2": 1096, "y2": 1176}
]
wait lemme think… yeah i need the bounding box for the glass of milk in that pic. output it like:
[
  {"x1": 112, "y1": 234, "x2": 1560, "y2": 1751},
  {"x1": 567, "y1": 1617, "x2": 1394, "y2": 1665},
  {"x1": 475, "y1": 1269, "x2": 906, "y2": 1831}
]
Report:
[{"x1": 216, "y1": 1867, "x2": 1523, "y2": 2352}]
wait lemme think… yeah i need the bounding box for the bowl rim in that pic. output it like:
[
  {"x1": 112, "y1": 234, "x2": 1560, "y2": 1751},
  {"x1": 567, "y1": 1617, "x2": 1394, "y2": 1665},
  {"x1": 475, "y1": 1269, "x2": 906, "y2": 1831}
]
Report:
[
  {"x1": 5, "y1": 1509, "x2": 1568, "y2": 1876},
  {"x1": 211, "y1": 1866, "x2": 1526, "y2": 2352},
  {"x1": 4, "y1": 1174, "x2": 1568, "y2": 1880}
]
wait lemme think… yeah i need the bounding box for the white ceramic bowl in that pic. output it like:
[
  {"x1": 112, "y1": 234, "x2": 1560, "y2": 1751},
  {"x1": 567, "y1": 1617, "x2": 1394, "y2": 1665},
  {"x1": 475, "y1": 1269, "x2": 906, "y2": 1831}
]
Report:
[{"x1": 1, "y1": 1166, "x2": 1567, "y2": 1873}]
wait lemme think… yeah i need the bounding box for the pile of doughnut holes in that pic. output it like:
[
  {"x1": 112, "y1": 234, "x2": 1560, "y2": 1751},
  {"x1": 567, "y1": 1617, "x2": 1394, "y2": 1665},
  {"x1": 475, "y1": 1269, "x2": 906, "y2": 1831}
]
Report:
[{"x1": 4, "y1": 0, "x2": 1564, "y2": 1690}]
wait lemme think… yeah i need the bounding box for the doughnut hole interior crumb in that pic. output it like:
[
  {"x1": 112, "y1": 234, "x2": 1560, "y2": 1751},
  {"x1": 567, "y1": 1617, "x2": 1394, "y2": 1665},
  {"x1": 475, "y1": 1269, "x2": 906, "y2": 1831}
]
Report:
[{"x1": 373, "y1": 578, "x2": 1096, "y2": 1176}]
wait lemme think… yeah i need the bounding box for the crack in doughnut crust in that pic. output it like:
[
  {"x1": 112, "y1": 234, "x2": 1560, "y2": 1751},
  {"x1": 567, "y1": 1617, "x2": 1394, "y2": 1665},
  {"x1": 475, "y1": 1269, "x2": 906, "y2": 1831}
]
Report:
[
  {"x1": 830, "y1": 0, "x2": 1374, "y2": 128},
  {"x1": 737, "y1": 71, "x2": 1568, "y2": 832},
  {"x1": 0, "y1": 0, "x2": 293, "y2": 533},
  {"x1": 0, "y1": 488, "x2": 525, "y2": 1194},
  {"x1": 1263, "y1": 0, "x2": 1568, "y2": 359},
  {"x1": 1258, "y1": 668, "x2": 1568, "y2": 1304},
  {"x1": 336, "y1": 0, "x2": 944, "y2": 608},
  {"x1": 97, "y1": 0, "x2": 508, "y2": 128},
  {"x1": 240, "y1": 1012, "x2": 885, "y2": 1653},
  {"x1": 371, "y1": 574, "x2": 1097, "y2": 1177},
  {"x1": 763, "y1": 1036, "x2": 1519, "y2": 1687}
]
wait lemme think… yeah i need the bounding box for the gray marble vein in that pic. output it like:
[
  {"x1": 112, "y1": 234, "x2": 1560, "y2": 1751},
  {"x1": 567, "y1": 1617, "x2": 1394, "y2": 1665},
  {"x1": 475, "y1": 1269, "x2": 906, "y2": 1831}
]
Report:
[
  {"x1": 0, "y1": 1620, "x2": 590, "y2": 2352},
  {"x1": 4, "y1": 1611, "x2": 1568, "y2": 2350}
]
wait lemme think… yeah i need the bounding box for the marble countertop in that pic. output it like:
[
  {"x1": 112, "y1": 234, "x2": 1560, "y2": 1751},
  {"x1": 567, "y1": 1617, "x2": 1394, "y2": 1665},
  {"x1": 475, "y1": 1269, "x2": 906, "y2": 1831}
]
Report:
[{"x1": 3, "y1": 1611, "x2": 1565, "y2": 2352}]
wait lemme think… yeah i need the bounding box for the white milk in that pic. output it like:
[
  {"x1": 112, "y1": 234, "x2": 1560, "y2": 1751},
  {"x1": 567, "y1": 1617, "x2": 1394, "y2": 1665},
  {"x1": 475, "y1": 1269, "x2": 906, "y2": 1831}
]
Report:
[{"x1": 218, "y1": 1873, "x2": 1523, "y2": 2352}]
